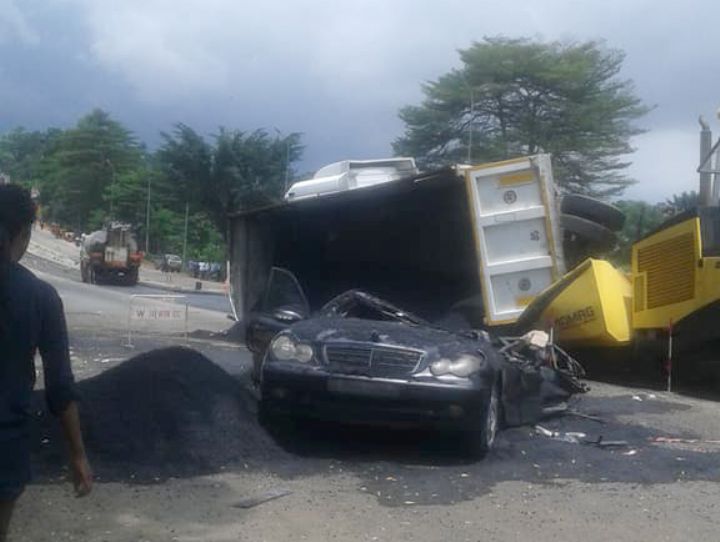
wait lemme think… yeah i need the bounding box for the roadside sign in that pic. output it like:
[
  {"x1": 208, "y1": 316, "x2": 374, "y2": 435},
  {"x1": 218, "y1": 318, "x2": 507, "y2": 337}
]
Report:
[
  {"x1": 131, "y1": 306, "x2": 185, "y2": 321},
  {"x1": 125, "y1": 294, "x2": 189, "y2": 347}
]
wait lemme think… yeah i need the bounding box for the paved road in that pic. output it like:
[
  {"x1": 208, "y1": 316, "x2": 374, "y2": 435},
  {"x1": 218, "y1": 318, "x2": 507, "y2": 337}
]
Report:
[
  {"x1": 22, "y1": 251, "x2": 232, "y2": 316},
  {"x1": 16, "y1": 235, "x2": 720, "y2": 542},
  {"x1": 22, "y1": 252, "x2": 231, "y2": 335}
]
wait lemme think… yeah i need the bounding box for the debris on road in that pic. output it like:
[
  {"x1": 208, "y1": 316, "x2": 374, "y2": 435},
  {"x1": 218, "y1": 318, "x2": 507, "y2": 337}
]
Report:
[
  {"x1": 584, "y1": 436, "x2": 629, "y2": 449},
  {"x1": 564, "y1": 410, "x2": 606, "y2": 424},
  {"x1": 649, "y1": 436, "x2": 720, "y2": 453},
  {"x1": 534, "y1": 425, "x2": 586, "y2": 444},
  {"x1": 499, "y1": 333, "x2": 589, "y2": 427},
  {"x1": 232, "y1": 488, "x2": 293, "y2": 509},
  {"x1": 534, "y1": 424, "x2": 628, "y2": 449}
]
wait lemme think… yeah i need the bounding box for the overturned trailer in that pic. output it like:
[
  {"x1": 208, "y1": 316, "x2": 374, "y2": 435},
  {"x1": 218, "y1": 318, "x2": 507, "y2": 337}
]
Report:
[{"x1": 229, "y1": 155, "x2": 566, "y2": 329}]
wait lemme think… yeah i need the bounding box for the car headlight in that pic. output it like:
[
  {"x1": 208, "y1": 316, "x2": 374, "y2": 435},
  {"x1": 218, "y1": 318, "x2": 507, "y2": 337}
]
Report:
[
  {"x1": 430, "y1": 354, "x2": 484, "y2": 378},
  {"x1": 270, "y1": 334, "x2": 314, "y2": 363}
]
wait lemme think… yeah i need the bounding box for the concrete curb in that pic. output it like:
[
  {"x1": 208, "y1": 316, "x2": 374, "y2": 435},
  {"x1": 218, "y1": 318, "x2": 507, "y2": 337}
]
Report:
[{"x1": 138, "y1": 280, "x2": 226, "y2": 296}]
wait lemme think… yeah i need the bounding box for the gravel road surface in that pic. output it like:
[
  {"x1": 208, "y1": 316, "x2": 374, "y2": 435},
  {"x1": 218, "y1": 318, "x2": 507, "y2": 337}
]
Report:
[{"x1": 9, "y1": 249, "x2": 720, "y2": 542}]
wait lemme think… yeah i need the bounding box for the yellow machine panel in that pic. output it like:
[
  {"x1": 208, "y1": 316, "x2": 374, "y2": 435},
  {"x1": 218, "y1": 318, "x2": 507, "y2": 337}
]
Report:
[
  {"x1": 632, "y1": 217, "x2": 705, "y2": 329},
  {"x1": 518, "y1": 259, "x2": 632, "y2": 347}
]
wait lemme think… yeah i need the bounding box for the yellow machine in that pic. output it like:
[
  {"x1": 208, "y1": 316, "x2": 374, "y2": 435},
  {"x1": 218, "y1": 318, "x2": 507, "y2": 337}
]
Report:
[
  {"x1": 519, "y1": 208, "x2": 720, "y2": 355},
  {"x1": 632, "y1": 209, "x2": 720, "y2": 331}
]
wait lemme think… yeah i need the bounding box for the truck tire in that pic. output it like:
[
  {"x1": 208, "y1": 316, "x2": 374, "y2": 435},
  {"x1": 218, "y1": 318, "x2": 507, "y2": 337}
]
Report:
[
  {"x1": 561, "y1": 214, "x2": 617, "y2": 248},
  {"x1": 561, "y1": 195, "x2": 625, "y2": 232},
  {"x1": 125, "y1": 268, "x2": 139, "y2": 286}
]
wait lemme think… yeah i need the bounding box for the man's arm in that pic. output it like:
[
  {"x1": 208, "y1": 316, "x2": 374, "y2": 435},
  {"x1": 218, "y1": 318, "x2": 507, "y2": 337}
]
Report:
[{"x1": 38, "y1": 284, "x2": 93, "y2": 497}]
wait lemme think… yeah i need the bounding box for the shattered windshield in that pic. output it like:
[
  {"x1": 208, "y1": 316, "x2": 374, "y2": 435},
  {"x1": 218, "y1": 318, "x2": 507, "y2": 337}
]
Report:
[{"x1": 320, "y1": 290, "x2": 428, "y2": 325}]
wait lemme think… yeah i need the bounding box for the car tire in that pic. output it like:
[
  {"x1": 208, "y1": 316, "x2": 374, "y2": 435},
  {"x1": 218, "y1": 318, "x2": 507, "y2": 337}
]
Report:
[
  {"x1": 561, "y1": 195, "x2": 625, "y2": 231},
  {"x1": 560, "y1": 214, "x2": 617, "y2": 248},
  {"x1": 467, "y1": 381, "x2": 500, "y2": 459},
  {"x1": 251, "y1": 352, "x2": 264, "y2": 386}
]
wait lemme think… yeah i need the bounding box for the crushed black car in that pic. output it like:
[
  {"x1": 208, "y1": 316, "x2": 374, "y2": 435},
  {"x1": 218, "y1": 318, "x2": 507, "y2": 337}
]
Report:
[{"x1": 245, "y1": 268, "x2": 587, "y2": 457}]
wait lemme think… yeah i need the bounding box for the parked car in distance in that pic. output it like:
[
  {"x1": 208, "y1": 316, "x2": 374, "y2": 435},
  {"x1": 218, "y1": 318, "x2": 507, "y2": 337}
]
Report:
[{"x1": 162, "y1": 254, "x2": 183, "y2": 272}]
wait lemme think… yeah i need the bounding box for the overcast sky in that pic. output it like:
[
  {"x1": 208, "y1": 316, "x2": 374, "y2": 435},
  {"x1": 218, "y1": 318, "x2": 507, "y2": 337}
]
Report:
[{"x1": 1, "y1": 0, "x2": 718, "y2": 202}]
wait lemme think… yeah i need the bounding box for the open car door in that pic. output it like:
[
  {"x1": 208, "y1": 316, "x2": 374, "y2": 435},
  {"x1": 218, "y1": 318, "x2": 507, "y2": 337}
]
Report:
[{"x1": 245, "y1": 267, "x2": 310, "y2": 356}]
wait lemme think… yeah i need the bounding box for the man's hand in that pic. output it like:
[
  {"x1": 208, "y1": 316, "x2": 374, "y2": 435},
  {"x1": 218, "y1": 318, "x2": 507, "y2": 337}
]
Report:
[
  {"x1": 70, "y1": 453, "x2": 93, "y2": 497},
  {"x1": 59, "y1": 403, "x2": 93, "y2": 497}
]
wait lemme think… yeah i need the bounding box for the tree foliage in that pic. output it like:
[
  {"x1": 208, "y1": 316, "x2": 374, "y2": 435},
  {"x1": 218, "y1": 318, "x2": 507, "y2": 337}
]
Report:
[
  {"x1": 663, "y1": 190, "x2": 698, "y2": 215},
  {"x1": 0, "y1": 110, "x2": 303, "y2": 262},
  {"x1": 157, "y1": 125, "x2": 303, "y2": 238},
  {"x1": 394, "y1": 37, "x2": 650, "y2": 196},
  {"x1": 609, "y1": 200, "x2": 665, "y2": 266},
  {"x1": 0, "y1": 127, "x2": 61, "y2": 188},
  {"x1": 37, "y1": 109, "x2": 143, "y2": 230}
]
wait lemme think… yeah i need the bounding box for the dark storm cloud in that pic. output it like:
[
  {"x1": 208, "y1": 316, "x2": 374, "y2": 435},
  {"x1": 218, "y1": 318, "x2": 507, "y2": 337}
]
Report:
[{"x1": 0, "y1": 0, "x2": 718, "y2": 200}]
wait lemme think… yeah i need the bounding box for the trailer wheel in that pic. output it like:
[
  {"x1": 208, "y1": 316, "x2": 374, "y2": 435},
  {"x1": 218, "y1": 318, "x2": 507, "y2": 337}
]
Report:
[
  {"x1": 561, "y1": 195, "x2": 625, "y2": 231},
  {"x1": 561, "y1": 214, "x2": 617, "y2": 248}
]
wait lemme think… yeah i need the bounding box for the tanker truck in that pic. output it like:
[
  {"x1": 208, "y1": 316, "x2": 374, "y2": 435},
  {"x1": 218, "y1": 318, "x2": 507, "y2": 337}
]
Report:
[{"x1": 80, "y1": 222, "x2": 143, "y2": 286}]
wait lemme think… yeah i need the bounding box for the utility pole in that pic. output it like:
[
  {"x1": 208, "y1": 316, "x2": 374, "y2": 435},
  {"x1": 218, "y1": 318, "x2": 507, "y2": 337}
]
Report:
[
  {"x1": 699, "y1": 117, "x2": 712, "y2": 206},
  {"x1": 145, "y1": 176, "x2": 151, "y2": 252},
  {"x1": 106, "y1": 158, "x2": 116, "y2": 218},
  {"x1": 460, "y1": 72, "x2": 475, "y2": 164},
  {"x1": 284, "y1": 139, "x2": 291, "y2": 192},
  {"x1": 181, "y1": 201, "x2": 189, "y2": 269},
  {"x1": 699, "y1": 112, "x2": 720, "y2": 206},
  {"x1": 468, "y1": 88, "x2": 474, "y2": 164}
]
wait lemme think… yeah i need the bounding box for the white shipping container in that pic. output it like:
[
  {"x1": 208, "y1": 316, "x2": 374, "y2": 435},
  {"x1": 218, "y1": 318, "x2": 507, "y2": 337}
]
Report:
[{"x1": 464, "y1": 154, "x2": 565, "y2": 325}]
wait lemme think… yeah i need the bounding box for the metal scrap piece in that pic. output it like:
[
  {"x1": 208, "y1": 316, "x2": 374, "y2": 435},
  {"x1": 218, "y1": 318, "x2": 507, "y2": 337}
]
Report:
[{"x1": 232, "y1": 488, "x2": 293, "y2": 509}]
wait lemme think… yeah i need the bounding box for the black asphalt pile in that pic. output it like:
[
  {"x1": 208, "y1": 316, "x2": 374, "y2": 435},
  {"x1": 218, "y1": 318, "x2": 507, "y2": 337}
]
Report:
[{"x1": 32, "y1": 347, "x2": 284, "y2": 481}]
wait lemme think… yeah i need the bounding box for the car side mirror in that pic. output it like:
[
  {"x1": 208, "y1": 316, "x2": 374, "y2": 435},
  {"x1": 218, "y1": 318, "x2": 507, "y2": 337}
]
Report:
[{"x1": 272, "y1": 308, "x2": 305, "y2": 324}]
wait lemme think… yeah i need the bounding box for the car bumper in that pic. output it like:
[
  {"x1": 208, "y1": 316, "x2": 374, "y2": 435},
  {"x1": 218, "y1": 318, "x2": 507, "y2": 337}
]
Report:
[{"x1": 260, "y1": 362, "x2": 491, "y2": 430}]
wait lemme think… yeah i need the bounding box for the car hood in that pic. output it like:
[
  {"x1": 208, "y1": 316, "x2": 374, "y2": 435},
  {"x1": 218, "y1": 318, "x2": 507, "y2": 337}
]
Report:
[{"x1": 289, "y1": 317, "x2": 489, "y2": 362}]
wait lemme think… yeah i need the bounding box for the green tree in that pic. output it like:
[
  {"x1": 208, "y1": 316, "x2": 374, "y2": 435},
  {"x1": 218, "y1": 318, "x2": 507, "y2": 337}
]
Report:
[
  {"x1": 38, "y1": 109, "x2": 143, "y2": 230},
  {"x1": 663, "y1": 190, "x2": 698, "y2": 215},
  {"x1": 394, "y1": 37, "x2": 650, "y2": 196},
  {"x1": 157, "y1": 125, "x2": 303, "y2": 239},
  {"x1": 609, "y1": 200, "x2": 665, "y2": 266},
  {"x1": 0, "y1": 127, "x2": 61, "y2": 187}
]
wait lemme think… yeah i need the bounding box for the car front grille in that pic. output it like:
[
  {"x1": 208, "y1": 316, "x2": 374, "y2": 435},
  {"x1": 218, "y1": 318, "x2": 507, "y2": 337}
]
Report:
[{"x1": 324, "y1": 344, "x2": 423, "y2": 378}]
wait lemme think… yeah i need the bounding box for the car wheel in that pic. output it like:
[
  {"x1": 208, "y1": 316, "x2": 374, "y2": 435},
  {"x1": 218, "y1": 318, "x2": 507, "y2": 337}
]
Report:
[
  {"x1": 251, "y1": 352, "x2": 264, "y2": 386},
  {"x1": 467, "y1": 382, "x2": 500, "y2": 458},
  {"x1": 561, "y1": 194, "x2": 625, "y2": 232}
]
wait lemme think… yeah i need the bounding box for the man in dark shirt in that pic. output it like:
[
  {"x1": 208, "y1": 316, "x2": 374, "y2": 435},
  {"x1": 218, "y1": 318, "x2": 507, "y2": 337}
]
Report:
[{"x1": 0, "y1": 185, "x2": 92, "y2": 541}]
